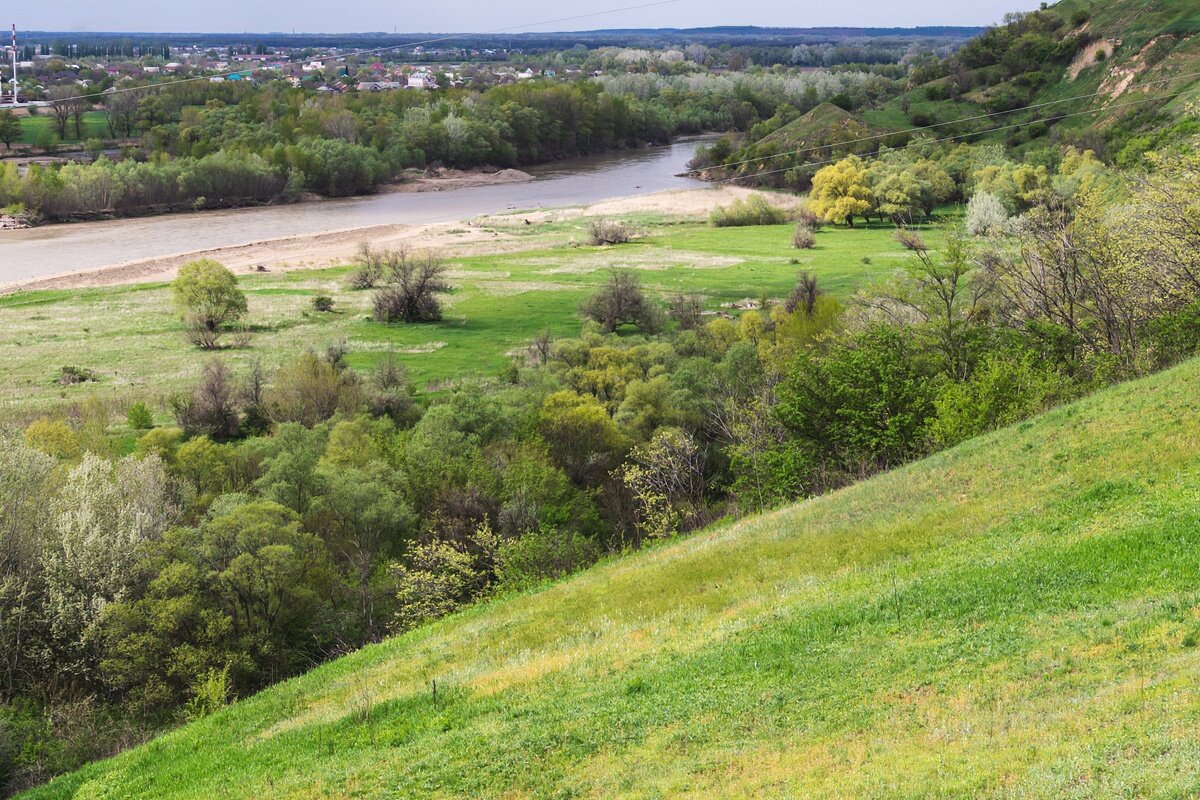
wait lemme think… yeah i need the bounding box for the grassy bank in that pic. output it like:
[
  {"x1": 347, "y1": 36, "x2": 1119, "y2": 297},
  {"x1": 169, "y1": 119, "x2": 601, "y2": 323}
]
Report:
[
  {"x1": 22, "y1": 328, "x2": 1200, "y2": 799},
  {"x1": 0, "y1": 214, "x2": 942, "y2": 420}
]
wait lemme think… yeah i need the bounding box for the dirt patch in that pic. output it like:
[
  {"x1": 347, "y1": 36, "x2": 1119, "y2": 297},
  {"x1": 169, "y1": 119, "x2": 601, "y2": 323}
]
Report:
[
  {"x1": 382, "y1": 168, "x2": 534, "y2": 193},
  {"x1": 1069, "y1": 39, "x2": 1118, "y2": 80},
  {"x1": 1097, "y1": 36, "x2": 1173, "y2": 101},
  {"x1": 532, "y1": 250, "x2": 744, "y2": 275}
]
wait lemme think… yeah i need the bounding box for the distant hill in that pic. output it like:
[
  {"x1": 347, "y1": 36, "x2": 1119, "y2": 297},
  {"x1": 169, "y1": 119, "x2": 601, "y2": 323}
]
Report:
[
  {"x1": 17, "y1": 26, "x2": 984, "y2": 51},
  {"x1": 862, "y1": 0, "x2": 1200, "y2": 161},
  {"x1": 23, "y1": 347, "x2": 1200, "y2": 797}
]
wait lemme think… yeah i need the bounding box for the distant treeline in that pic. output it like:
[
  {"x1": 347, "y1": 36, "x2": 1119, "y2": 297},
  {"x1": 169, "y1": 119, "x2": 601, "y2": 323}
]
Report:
[{"x1": 3, "y1": 71, "x2": 903, "y2": 222}]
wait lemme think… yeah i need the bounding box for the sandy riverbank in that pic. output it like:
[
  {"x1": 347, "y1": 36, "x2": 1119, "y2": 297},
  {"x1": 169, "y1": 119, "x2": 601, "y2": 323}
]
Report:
[{"x1": 2, "y1": 186, "x2": 799, "y2": 293}]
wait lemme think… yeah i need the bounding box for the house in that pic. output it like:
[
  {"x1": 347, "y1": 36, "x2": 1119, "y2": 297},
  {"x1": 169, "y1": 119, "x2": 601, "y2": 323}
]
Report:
[
  {"x1": 516, "y1": 68, "x2": 536, "y2": 80},
  {"x1": 407, "y1": 71, "x2": 437, "y2": 90},
  {"x1": 358, "y1": 80, "x2": 402, "y2": 92}
]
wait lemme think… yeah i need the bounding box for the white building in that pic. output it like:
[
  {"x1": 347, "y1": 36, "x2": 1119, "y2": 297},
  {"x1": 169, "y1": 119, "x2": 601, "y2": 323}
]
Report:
[{"x1": 407, "y1": 71, "x2": 437, "y2": 90}]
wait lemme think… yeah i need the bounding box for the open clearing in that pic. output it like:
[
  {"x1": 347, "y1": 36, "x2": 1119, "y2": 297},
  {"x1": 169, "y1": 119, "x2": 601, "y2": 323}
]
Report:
[{"x1": 0, "y1": 203, "x2": 946, "y2": 420}]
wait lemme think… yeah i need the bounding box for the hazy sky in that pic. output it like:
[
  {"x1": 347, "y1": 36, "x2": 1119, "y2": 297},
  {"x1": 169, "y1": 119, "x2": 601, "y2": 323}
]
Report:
[{"x1": 17, "y1": 0, "x2": 1044, "y2": 34}]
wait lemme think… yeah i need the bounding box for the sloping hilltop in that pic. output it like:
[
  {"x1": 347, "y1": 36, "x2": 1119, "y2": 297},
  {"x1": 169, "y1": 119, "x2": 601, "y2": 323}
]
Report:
[{"x1": 24, "y1": 354, "x2": 1200, "y2": 798}]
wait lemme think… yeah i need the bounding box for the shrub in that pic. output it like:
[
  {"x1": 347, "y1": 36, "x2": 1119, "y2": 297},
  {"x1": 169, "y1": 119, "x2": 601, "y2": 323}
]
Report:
[
  {"x1": 268, "y1": 351, "x2": 364, "y2": 427},
  {"x1": 311, "y1": 295, "x2": 334, "y2": 313},
  {"x1": 126, "y1": 402, "x2": 154, "y2": 430},
  {"x1": 587, "y1": 219, "x2": 632, "y2": 246},
  {"x1": 668, "y1": 294, "x2": 705, "y2": 330},
  {"x1": 795, "y1": 206, "x2": 824, "y2": 229},
  {"x1": 183, "y1": 666, "x2": 231, "y2": 722},
  {"x1": 792, "y1": 222, "x2": 816, "y2": 249},
  {"x1": 784, "y1": 271, "x2": 822, "y2": 316},
  {"x1": 347, "y1": 242, "x2": 384, "y2": 289},
  {"x1": 966, "y1": 191, "x2": 1011, "y2": 237},
  {"x1": 580, "y1": 269, "x2": 664, "y2": 334},
  {"x1": 371, "y1": 251, "x2": 451, "y2": 324},
  {"x1": 56, "y1": 366, "x2": 96, "y2": 386},
  {"x1": 174, "y1": 360, "x2": 242, "y2": 442},
  {"x1": 709, "y1": 194, "x2": 789, "y2": 227}
]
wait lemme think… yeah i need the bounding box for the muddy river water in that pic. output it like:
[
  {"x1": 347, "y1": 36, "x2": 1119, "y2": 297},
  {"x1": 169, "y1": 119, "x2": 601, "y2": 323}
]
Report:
[{"x1": 0, "y1": 137, "x2": 712, "y2": 284}]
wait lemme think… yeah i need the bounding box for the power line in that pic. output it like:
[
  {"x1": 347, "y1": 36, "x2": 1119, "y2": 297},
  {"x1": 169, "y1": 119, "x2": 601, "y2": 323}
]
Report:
[
  {"x1": 38, "y1": 0, "x2": 680, "y2": 105},
  {"x1": 702, "y1": 69, "x2": 1200, "y2": 174}
]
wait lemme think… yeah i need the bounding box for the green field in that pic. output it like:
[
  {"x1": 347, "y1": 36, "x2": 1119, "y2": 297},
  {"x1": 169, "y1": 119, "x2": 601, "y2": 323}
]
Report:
[
  {"x1": 0, "y1": 214, "x2": 943, "y2": 420},
  {"x1": 14, "y1": 111, "x2": 111, "y2": 146},
  {"x1": 22, "y1": 320, "x2": 1200, "y2": 799}
]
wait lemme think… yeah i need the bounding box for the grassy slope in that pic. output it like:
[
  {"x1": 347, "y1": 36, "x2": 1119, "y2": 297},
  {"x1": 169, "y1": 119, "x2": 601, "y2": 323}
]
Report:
[
  {"x1": 0, "y1": 215, "x2": 939, "y2": 420},
  {"x1": 862, "y1": 0, "x2": 1200, "y2": 146},
  {"x1": 24, "y1": 352, "x2": 1200, "y2": 799}
]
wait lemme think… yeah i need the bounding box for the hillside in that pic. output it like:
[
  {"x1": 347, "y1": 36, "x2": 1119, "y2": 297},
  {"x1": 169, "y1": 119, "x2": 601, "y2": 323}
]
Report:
[
  {"x1": 23, "y1": 350, "x2": 1200, "y2": 797},
  {"x1": 867, "y1": 0, "x2": 1200, "y2": 158}
]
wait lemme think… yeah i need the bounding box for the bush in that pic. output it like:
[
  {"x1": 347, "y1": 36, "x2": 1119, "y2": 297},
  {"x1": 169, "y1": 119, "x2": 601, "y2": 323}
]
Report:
[
  {"x1": 268, "y1": 351, "x2": 364, "y2": 427},
  {"x1": 371, "y1": 251, "x2": 451, "y2": 324},
  {"x1": 580, "y1": 269, "x2": 664, "y2": 334},
  {"x1": 311, "y1": 295, "x2": 334, "y2": 313},
  {"x1": 587, "y1": 219, "x2": 632, "y2": 246},
  {"x1": 56, "y1": 365, "x2": 97, "y2": 386},
  {"x1": 174, "y1": 360, "x2": 242, "y2": 442},
  {"x1": 792, "y1": 222, "x2": 816, "y2": 249},
  {"x1": 668, "y1": 294, "x2": 705, "y2": 330},
  {"x1": 126, "y1": 402, "x2": 154, "y2": 430},
  {"x1": 347, "y1": 242, "x2": 384, "y2": 289},
  {"x1": 709, "y1": 194, "x2": 789, "y2": 227},
  {"x1": 795, "y1": 206, "x2": 824, "y2": 229},
  {"x1": 966, "y1": 191, "x2": 1011, "y2": 237}
]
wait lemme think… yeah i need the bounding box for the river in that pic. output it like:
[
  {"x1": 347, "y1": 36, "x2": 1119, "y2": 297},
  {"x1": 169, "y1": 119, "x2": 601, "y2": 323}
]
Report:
[{"x1": 0, "y1": 137, "x2": 711, "y2": 284}]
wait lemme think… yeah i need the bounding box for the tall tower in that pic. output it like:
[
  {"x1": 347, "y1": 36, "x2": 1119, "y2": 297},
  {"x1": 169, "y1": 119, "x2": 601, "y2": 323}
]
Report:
[{"x1": 8, "y1": 25, "x2": 16, "y2": 106}]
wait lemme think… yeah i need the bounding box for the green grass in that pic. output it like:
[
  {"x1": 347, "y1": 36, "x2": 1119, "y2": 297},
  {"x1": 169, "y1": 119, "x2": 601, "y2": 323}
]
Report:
[
  {"x1": 0, "y1": 215, "x2": 937, "y2": 418},
  {"x1": 16, "y1": 112, "x2": 111, "y2": 145},
  {"x1": 22, "y1": 336, "x2": 1200, "y2": 799}
]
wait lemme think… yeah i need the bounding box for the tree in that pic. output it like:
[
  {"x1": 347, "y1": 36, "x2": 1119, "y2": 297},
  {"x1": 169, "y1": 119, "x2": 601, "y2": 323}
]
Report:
[
  {"x1": 0, "y1": 111, "x2": 20, "y2": 149},
  {"x1": 48, "y1": 86, "x2": 82, "y2": 139},
  {"x1": 619, "y1": 427, "x2": 706, "y2": 542},
  {"x1": 174, "y1": 360, "x2": 242, "y2": 442},
  {"x1": 809, "y1": 155, "x2": 875, "y2": 227},
  {"x1": 172, "y1": 259, "x2": 247, "y2": 349},
  {"x1": 537, "y1": 391, "x2": 627, "y2": 485},
  {"x1": 267, "y1": 351, "x2": 364, "y2": 428},
  {"x1": 580, "y1": 269, "x2": 664, "y2": 333},
  {"x1": 371, "y1": 250, "x2": 451, "y2": 324},
  {"x1": 777, "y1": 325, "x2": 937, "y2": 480},
  {"x1": 966, "y1": 192, "x2": 1010, "y2": 237},
  {"x1": 873, "y1": 169, "x2": 926, "y2": 225},
  {"x1": 103, "y1": 91, "x2": 139, "y2": 139}
]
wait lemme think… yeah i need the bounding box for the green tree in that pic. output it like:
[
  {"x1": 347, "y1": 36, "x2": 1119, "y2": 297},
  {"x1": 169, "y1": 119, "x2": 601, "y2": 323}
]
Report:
[
  {"x1": 0, "y1": 110, "x2": 20, "y2": 149},
  {"x1": 810, "y1": 156, "x2": 876, "y2": 227},
  {"x1": 172, "y1": 260, "x2": 247, "y2": 350}
]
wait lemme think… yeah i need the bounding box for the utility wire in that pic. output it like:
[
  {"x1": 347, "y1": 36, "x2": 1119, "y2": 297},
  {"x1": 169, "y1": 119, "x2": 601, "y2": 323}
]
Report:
[
  {"x1": 702, "y1": 69, "x2": 1200, "y2": 173},
  {"x1": 705, "y1": 86, "x2": 1194, "y2": 186},
  {"x1": 35, "y1": 0, "x2": 680, "y2": 104}
]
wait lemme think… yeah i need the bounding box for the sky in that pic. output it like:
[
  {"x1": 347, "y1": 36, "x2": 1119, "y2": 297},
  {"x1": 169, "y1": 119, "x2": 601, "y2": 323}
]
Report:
[{"x1": 17, "y1": 0, "x2": 1046, "y2": 35}]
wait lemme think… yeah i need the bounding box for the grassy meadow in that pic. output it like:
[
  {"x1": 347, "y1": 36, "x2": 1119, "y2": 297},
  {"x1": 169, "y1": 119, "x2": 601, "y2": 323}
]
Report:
[
  {"x1": 0, "y1": 214, "x2": 944, "y2": 422},
  {"x1": 14, "y1": 111, "x2": 112, "y2": 146},
  {"x1": 21, "y1": 328, "x2": 1200, "y2": 799}
]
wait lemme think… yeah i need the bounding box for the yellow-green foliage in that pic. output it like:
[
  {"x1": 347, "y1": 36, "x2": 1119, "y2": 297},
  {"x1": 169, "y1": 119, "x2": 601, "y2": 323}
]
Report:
[
  {"x1": 810, "y1": 155, "x2": 875, "y2": 226},
  {"x1": 24, "y1": 354, "x2": 1200, "y2": 799}
]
